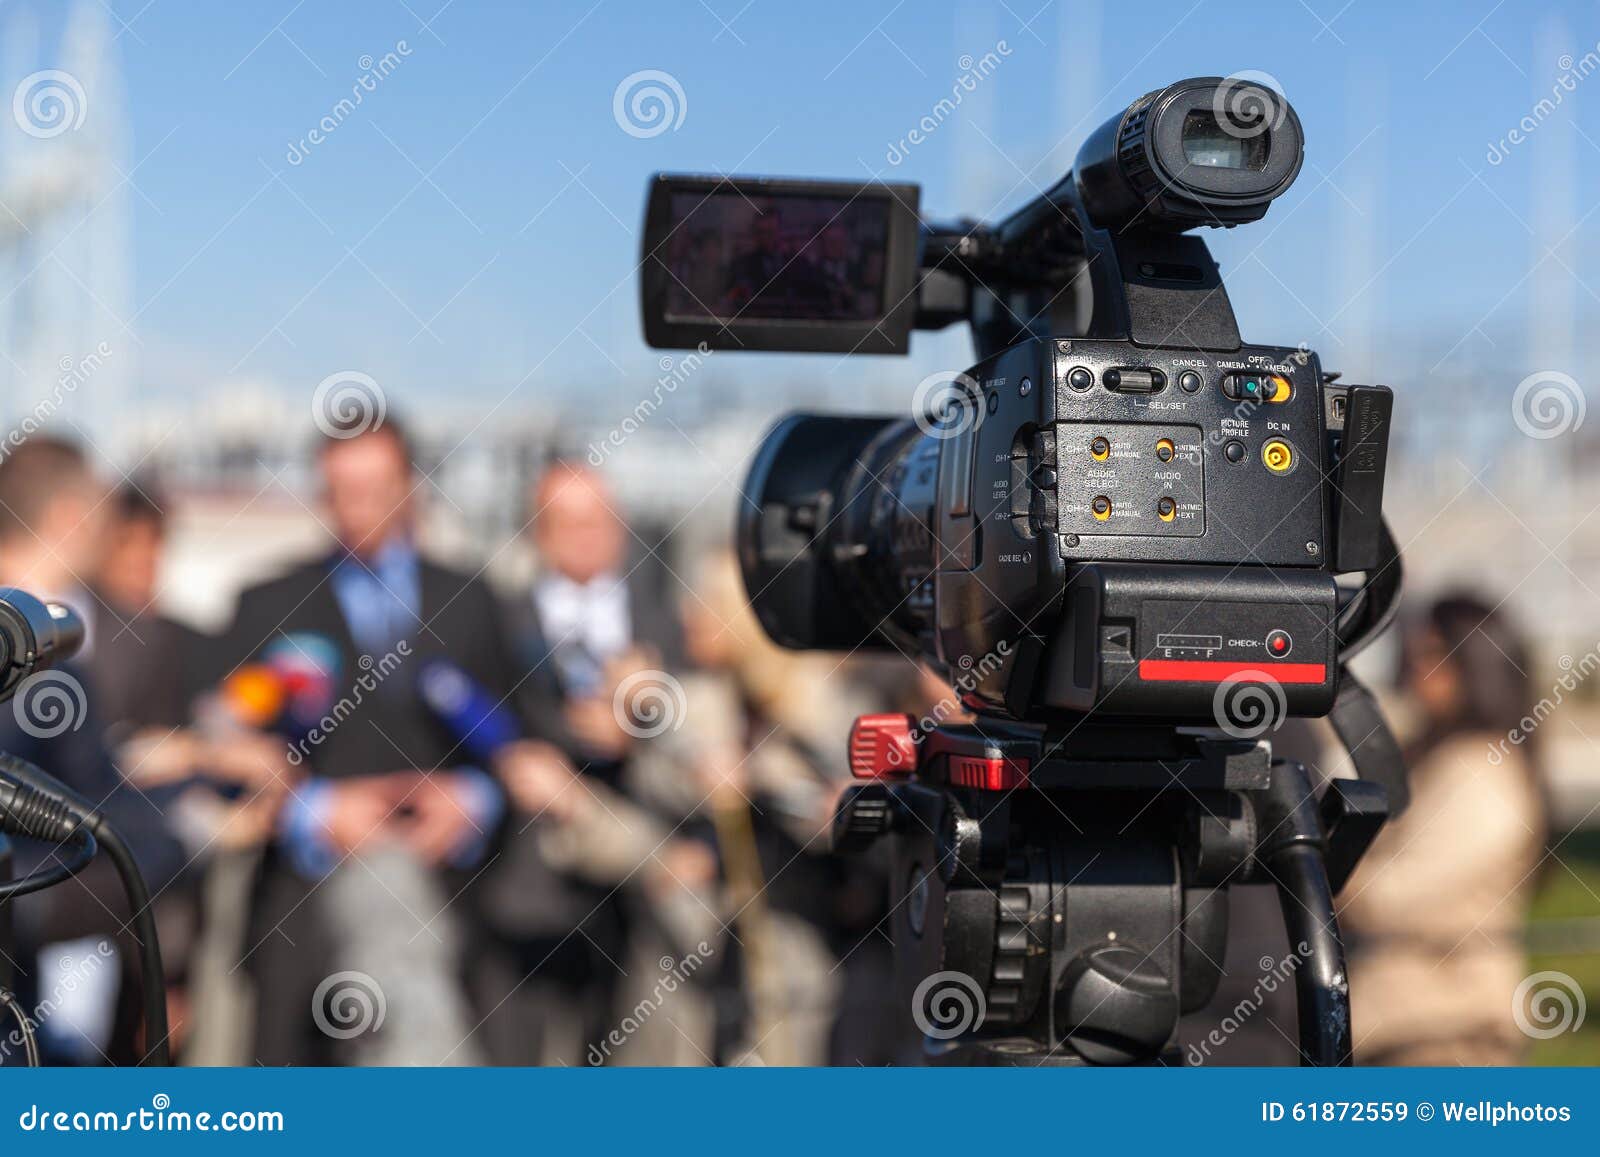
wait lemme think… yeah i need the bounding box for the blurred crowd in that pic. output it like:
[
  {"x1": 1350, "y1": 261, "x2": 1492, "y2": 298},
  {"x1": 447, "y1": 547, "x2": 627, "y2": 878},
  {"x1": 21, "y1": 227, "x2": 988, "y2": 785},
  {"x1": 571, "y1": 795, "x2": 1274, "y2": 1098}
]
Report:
[
  {"x1": 0, "y1": 419, "x2": 933, "y2": 1067},
  {"x1": 0, "y1": 417, "x2": 1558, "y2": 1067}
]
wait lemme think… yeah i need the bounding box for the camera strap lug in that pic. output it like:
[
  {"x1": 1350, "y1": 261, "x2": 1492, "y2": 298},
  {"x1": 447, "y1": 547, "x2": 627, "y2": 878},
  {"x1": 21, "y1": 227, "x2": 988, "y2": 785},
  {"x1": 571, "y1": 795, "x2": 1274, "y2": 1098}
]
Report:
[
  {"x1": 1327, "y1": 668, "x2": 1409, "y2": 814},
  {"x1": 1318, "y1": 778, "x2": 1391, "y2": 894}
]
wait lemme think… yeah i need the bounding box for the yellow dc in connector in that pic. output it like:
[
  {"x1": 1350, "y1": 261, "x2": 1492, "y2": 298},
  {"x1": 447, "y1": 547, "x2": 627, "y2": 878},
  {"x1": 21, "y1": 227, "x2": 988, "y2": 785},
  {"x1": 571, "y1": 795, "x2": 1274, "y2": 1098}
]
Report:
[
  {"x1": 1090, "y1": 436, "x2": 1111, "y2": 462},
  {"x1": 1091, "y1": 495, "x2": 1113, "y2": 521},
  {"x1": 1262, "y1": 439, "x2": 1294, "y2": 474}
]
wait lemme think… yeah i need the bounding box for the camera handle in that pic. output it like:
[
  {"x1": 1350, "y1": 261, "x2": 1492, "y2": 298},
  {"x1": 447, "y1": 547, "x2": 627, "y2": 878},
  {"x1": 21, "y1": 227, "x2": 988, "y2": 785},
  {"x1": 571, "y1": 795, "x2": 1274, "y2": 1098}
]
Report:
[
  {"x1": 836, "y1": 719, "x2": 1391, "y2": 1065},
  {"x1": 939, "y1": 202, "x2": 1246, "y2": 362}
]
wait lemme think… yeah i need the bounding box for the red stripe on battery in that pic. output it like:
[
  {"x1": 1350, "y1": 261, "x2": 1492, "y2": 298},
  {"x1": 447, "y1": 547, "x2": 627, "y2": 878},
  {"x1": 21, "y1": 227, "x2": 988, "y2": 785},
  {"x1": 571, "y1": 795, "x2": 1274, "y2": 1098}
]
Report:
[{"x1": 1138, "y1": 659, "x2": 1326, "y2": 684}]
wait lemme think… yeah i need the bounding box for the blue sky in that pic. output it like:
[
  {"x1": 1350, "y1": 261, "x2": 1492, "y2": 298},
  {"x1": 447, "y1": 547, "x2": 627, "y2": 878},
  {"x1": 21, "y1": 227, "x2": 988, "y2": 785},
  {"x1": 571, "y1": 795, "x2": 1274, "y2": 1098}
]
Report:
[{"x1": 16, "y1": 0, "x2": 1600, "y2": 413}]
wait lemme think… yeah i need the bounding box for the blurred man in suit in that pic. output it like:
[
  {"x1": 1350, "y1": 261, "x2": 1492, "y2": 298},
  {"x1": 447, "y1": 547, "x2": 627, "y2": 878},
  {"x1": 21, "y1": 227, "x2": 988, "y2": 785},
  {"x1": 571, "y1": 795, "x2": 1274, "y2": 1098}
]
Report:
[
  {"x1": 485, "y1": 460, "x2": 701, "y2": 1062},
  {"x1": 86, "y1": 484, "x2": 196, "y2": 739},
  {"x1": 223, "y1": 416, "x2": 537, "y2": 1065},
  {"x1": 511, "y1": 460, "x2": 682, "y2": 774}
]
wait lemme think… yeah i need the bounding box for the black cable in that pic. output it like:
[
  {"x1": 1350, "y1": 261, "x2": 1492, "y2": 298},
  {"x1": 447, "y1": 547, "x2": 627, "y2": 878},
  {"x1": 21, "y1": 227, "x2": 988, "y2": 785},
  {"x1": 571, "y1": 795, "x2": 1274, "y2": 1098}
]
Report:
[
  {"x1": 90, "y1": 821, "x2": 170, "y2": 1066},
  {"x1": 0, "y1": 756, "x2": 171, "y2": 1066},
  {"x1": 0, "y1": 987, "x2": 40, "y2": 1067},
  {"x1": 0, "y1": 825, "x2": 96, "y2": 900},
  {"x1": 1335, "y1": 520, "x2": 1403, "y2": 660}
]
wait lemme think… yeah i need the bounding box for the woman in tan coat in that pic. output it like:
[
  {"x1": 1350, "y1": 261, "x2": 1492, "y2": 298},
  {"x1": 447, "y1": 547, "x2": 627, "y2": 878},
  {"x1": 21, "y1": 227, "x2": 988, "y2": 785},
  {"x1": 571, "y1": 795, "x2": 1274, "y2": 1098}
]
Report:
[{"x1": 1341, "y1": 594, "x2": 1547, "y2": 1065}]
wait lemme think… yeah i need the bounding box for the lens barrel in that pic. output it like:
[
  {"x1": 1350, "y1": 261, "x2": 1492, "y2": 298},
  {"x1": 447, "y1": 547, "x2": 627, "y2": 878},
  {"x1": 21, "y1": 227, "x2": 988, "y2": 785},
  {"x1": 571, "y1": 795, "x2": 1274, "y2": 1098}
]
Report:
[{"x1": 738, "y1": 415, "x2": 937, "y2": 654}]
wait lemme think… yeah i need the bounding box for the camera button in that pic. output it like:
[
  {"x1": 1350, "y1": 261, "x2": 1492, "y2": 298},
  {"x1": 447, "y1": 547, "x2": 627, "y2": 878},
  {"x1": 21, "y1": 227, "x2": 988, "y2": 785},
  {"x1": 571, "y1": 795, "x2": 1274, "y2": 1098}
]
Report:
[
  {"x1": 1223, "y1": 440, "x2": 1246, "y2": 463},
  {"x1": 1067, "y1": 366, "x2": 1094, "y2": 391},
  {"x1": 1177, "y1": 370, "x2": 1203, "y2": 393},
  {"x1": 1103, "y1": 367, "x2": 1165, "y2": 393}
]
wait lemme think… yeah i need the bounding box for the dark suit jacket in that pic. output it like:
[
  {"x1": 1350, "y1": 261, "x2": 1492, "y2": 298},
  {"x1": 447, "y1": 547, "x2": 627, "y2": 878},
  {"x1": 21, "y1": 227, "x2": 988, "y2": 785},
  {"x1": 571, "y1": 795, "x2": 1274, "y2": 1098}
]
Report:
[
  {"x1": 477, "y1": 562, "x2": 684, "y2": 951},
  {"x1": 86, "y1": 596, "x2": 208, "y2": 735},
  {"x1": 0, "y1": 657, "x2": 188, "y2": 900},
  {"x1": 223, "y1": 551, "x2": 519, "y2": 781},
  {"x1": 502, "y1": 557, "x2": 685, "y2": 753}
]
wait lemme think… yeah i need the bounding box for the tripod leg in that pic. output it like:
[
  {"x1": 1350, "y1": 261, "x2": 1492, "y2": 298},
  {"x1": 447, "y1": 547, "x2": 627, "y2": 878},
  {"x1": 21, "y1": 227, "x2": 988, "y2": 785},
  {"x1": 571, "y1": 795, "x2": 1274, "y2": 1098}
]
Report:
[
  {"x1": 1269, "y1": 843, "x2": 1352, "y2": 1065},
  {"x1": 1257, "y1": 760, "x2": 1353, "y2": 1066}
]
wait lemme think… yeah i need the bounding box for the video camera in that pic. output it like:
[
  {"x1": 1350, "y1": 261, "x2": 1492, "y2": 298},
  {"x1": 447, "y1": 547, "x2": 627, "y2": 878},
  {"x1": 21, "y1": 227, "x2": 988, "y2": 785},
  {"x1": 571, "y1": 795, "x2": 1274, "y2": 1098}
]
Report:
[{"x1": 640, "y1": 76, "x2": 1403, "y2": 1065}]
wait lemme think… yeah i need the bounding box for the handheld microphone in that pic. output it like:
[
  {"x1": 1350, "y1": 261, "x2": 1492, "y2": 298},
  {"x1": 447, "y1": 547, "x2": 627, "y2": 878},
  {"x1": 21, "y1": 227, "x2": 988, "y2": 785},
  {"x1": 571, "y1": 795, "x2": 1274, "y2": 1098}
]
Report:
[
  {"x1": 257, "y1": 632, "x2": 341, "y2": 731},
  {"x1": 0, "y1": 589, "x2": 84, "y2": 703},
  {"x1": 0, "y1": 590, "x2": 167, "y2": 1064},
  {"x1": 219, "y1": 664, "x2": 290, "y2": 729},
  {"x1": 417, "y1": 658, "x2": 520, "y2": 764}
]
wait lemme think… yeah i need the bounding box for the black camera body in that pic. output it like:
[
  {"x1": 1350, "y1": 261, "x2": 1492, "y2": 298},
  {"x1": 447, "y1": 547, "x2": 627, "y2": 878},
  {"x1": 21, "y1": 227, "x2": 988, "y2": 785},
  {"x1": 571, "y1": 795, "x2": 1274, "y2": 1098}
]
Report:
[{"x1": 741, "y1": 335, "x2": 1391, "y2": 729}]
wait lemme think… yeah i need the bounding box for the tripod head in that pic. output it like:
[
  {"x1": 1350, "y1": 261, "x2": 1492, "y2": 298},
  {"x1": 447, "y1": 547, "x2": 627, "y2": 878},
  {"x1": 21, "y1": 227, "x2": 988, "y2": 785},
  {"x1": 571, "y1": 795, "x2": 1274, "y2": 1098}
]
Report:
[{"x1": 835, "y1": 716, "x2": 1388, "y2": 1064}]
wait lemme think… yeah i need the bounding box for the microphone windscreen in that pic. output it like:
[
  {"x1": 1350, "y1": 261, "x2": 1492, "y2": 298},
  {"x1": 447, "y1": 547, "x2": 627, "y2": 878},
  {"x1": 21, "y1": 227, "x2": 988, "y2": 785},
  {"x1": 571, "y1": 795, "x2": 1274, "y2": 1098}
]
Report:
[
  {"x1": 417, "y1": 658, "x2": 520, "y2": 763},
  {"x1": 220, "y1": 664, "x2": 288, "y2": 728},
  {"x1": 259, "y1": 632, "x2": 342, "y2": 729}
]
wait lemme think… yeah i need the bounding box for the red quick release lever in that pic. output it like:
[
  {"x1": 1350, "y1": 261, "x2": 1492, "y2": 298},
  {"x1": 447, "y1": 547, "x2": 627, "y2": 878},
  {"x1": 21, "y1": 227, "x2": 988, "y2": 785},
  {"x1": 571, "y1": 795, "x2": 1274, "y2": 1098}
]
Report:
[{"x1": 848, "y1": 713, "x2": 917, "y2": 778}]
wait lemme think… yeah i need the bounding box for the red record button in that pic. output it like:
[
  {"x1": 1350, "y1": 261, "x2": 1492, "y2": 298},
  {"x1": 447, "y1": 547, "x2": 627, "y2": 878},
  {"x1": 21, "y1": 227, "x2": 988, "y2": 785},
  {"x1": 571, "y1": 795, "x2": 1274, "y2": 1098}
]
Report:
[{"x1": 1266, "y1": 629, "x2": 1293, "y2": 658}]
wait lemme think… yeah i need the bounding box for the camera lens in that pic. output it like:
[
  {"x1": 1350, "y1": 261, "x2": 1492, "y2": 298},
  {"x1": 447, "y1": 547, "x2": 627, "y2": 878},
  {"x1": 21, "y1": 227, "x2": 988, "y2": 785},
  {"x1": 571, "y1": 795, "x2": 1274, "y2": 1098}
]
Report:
[{"x1": 738, "y1": 415, "x2": 937, "y2": 654}]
